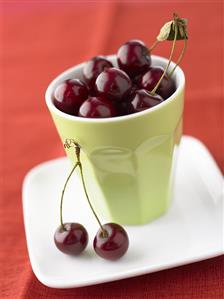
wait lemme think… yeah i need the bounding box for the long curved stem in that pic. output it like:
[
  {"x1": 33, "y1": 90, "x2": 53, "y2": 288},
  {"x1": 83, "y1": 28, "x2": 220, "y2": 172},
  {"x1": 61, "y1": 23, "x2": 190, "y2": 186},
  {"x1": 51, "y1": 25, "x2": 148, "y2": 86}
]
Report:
[
  {"x1": 168, "y1": 37, "x2": 187, "y2": 78},
  {"x1": 60, "y1": 162, "x2": 78, "y2": 230},
  {"x1": 150, "y1": 22, "x2": 178, "y2": 95},
  {"x1": 62, "y1": 139, "x2": 107, "y2": 237},
  {"x1": 78, "y1": 163, "x2": 106, "y2": 235},
  {"x1": 75, "y1": 147, "x2": 107, "y2": 237},
  {"x1": 150, "y1": 40, "x2": 160, "y2": 52}
]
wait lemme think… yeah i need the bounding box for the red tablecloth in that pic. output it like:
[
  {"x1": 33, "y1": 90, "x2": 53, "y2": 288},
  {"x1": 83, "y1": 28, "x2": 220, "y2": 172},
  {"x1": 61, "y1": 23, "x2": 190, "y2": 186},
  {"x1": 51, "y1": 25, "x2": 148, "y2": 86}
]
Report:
[{"x1": 1, "y1": 1, "x2": 223, "y2": 298}]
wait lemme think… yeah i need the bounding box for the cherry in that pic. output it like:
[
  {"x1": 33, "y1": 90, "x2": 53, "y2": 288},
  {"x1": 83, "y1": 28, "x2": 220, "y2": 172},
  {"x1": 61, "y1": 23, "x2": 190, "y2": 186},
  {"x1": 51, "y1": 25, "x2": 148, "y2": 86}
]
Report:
[
  {"x1": 93, "y1": 223, "x2": 129, "y2": 260},
  {"x1": 128, "y1": 83, "x2": 139, "y2": 100},
  {"x1": 131, "y1": 89, "x2": 163, "y2": 112},
  {"x1": 141, "y1": 67, "x2": 176, "y2": 99},
  {"x1": 54, "y1": 222, "x2": 88, "y2": 255},
  {"x1": 132, "y1": 73, "x2": 143, "y2": 86},
  {"x1": 115, "y1": 100, "x2": 135, "y2": 116},
  {"x1": 79, "y1": 97, "x2": 116, "y2": 118},
  {"x1": 53, "y1": 79, "x2": 88, "y2": 115},
  {"x1": 83, "y1": 56, "x2": 113, "y2": 89},
  {"x1": 117, "y1": 40, "x2": 151, "y2": 78},
  {"x1": 95, "y1": 67, "x2": 132, "y2": 102}
]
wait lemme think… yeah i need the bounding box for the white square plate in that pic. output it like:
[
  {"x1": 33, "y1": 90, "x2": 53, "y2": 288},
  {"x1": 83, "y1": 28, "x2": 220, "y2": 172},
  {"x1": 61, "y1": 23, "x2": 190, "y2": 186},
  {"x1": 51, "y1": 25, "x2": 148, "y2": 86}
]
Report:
[{"x1": 22, "y1": 136, "x2": 223, "y2": 288}]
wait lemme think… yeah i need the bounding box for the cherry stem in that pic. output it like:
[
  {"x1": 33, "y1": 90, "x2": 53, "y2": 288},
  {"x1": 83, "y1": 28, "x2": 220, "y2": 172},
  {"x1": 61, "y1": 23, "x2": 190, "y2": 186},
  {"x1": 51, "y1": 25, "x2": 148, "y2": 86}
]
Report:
[
  {"x1": 74, "y1": 145, "x2": 108, "y2": 238},
  {"x1": 60, "y1": 162, "x2": 78, "y2": 230},
  {"x1": 150, "y1": 21, "x2": 178, "y2": 96},
  {"x1": 149, "y1": 40, "x2": 160, "y2": 52},
  {"x1": 168, "y1": 37, "x2": 187, "y2": 78}
]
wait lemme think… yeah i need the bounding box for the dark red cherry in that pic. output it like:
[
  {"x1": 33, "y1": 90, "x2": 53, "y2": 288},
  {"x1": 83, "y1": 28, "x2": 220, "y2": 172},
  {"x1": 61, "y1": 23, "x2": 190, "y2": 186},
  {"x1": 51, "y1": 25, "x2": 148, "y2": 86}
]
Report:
[
  {"x1": 53, "y1": 79, "x2": 88, "y2": 115},
  {"x1": 117, "y1": 40, "x2": 151, "y2": 77},
  {"x1": 93, "y1": 223, "x2": 129, "y2": 260},
  {"x1": 141, "y1": 67, "x2": 176, "y2": 99},
  {"x1": 54, "y1": 223, "x2": 88, "y2": 255},
  {"x1": 79, "y1": 97, "x2": 116, "y2": 118},
  {"x1": 128, "y1": 84, "x2": 139, "y2": 101},
  {"x1": 95, "y1": 67, "x2": 131, "y2": 102},
  {"x1": 132, "y1": 73, "x2": 143, "y2": 86},
  {"x1": 115, "y1": 101, "x2": 134, "y2": 116},
  {"x1": 83, "y1": 56, "x2": 113, "y2": 88},
  {"x1": 131, "y1": 89, "x2": 163, "y2": 112}
]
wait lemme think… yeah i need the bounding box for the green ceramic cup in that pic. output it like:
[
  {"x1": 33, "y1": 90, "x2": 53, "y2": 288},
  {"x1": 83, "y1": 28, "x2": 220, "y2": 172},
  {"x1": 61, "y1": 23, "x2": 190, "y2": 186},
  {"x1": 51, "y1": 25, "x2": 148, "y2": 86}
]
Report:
[{"x1": 45, "y1": 55, "x2": 185, "y2": 225}]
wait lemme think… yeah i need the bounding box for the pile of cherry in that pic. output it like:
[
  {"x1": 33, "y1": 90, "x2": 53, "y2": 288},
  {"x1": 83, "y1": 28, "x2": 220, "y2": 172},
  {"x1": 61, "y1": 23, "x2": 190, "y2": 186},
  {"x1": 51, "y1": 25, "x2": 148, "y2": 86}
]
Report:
[{"x1": 53, "y1": 40, "x2": 176, "y2": 118}]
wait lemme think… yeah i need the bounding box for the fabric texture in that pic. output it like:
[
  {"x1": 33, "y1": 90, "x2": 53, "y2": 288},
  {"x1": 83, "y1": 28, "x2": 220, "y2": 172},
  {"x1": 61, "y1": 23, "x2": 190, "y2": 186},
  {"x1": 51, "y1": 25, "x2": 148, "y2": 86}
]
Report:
[{"x1": 0, "y1": 1, "x2": 223, "y2": 298}]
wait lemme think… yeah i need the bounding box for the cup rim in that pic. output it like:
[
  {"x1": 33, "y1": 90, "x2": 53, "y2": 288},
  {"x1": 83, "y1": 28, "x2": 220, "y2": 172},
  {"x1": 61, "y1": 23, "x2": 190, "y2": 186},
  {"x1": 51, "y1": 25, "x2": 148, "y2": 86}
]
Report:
[{"x1": 45, "y1": 54, "x2": 185, "y2": 123}]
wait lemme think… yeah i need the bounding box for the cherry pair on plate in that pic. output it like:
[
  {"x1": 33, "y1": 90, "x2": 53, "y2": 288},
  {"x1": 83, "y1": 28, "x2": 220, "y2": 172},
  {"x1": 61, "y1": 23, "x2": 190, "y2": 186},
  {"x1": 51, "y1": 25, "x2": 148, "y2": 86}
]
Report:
[
  {"x1": 54, "y1": 222, "x2": 129, "y2": 261},
  {"x1": 54, "y1": 142, "x2": 129, "y2": 261}
]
